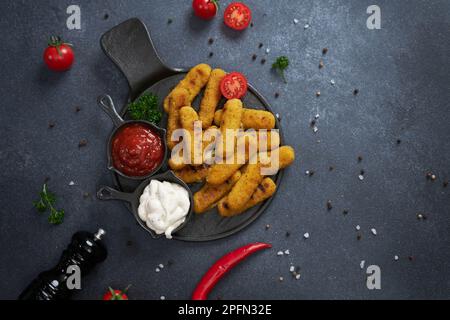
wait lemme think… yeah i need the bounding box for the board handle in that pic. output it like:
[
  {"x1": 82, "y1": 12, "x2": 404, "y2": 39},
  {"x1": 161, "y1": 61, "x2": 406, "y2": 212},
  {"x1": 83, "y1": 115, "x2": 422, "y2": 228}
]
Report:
[{"x1": 100, "y1": 18, "x2": 180, "y2": 103}]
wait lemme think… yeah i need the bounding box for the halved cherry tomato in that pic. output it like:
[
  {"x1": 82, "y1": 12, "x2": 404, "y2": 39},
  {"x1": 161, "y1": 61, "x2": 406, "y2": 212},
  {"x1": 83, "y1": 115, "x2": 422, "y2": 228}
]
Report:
[
  {"x1": 224, "y1": 2, "x2": 252, "y2": 31},
  {"x1": 220, "y1": 72, "x2": 248, "y2": 100},
  {"x1": 193, "y1": 0, "x2": 218, "y2": 20}
]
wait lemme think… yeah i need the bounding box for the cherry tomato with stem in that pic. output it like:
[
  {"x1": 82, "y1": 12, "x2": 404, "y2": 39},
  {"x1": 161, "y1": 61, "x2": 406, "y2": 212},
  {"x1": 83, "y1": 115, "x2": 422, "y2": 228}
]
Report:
[
  {"x1": 102, "y1": 286, "x2": 131, "y2": 301},
  {"x1": 193, "y1": 0, "x2": 219, "y2": 20},
  {"x1": 224, "y1": 2, "x2": 252, "y2": 31},
  {"x1": 43, "y1": 36, "x2": 74, "y2": 72}
]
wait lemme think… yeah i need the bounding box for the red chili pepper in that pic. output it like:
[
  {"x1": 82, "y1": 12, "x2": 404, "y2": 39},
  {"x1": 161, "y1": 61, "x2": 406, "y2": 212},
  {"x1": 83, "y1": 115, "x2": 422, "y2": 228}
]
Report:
[{"x1": 192, "y1": 242, "x2": 272, "y2": 300}]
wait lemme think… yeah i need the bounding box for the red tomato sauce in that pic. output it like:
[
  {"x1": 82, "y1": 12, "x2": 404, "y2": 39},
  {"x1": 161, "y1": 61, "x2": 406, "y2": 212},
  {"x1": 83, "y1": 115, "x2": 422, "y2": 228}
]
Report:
[{"x1": 111, "y1": 123, "x2": 164, "y2": 177}]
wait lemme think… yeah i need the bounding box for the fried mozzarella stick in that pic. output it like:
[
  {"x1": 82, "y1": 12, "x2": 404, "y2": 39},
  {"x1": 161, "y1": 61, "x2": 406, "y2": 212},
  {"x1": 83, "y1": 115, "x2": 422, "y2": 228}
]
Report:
[
  {"x1": 214, "y1": 99, "x2": 244, "y2": 162},
  {"x1": 167, "y1": 88, "x2": 190, "y2": 150},
  {"x1": 206, "y1": 134, "x2": 257, "y2": 185},
  {"x1": 259, "y1": 146, "x2": 296, "y2": 172},
  {"x1": 175, "y1": 165, "x2": 209, "y2": 184},
  {"x1": 194, "y1": 171, "x2": 242, "y2": 214},
  {"x1": 199, "y1": 69, "x2": 226, "y2": 128},
  {"x1": 226, "y1": 162, "x2": 264, "y2": 211},
  {"x1": 179, "y1": 106, "x2": 203, "y2": 165},
  {"x1": 218, "y1": 178, "x2": 277, "y2": 217},
  {"x1": 214, "y1": 108, "x2": 276, "y2": 130},
  {"x1": 164, "y1": 64, "x2": 212, "y2": 113}
]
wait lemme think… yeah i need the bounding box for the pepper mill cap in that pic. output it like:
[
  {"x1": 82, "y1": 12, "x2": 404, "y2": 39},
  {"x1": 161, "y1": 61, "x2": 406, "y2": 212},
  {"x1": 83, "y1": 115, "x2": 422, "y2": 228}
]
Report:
[{"x1": 94, "y1": 229, "x2": 106, "y2": 241}]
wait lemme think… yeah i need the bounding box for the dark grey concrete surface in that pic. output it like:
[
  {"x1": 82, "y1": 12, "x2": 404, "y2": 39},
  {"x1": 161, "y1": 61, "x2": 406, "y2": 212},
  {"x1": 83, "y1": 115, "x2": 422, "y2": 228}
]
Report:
[{"x1": 0, "y1": 0, "x2": 449, "y2": 300}]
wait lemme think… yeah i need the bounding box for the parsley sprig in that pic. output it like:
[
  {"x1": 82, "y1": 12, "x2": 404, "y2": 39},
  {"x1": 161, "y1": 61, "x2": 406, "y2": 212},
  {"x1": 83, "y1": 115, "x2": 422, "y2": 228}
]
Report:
[
  {"x1": 127, "y1": 93, "x2": 162, "y2": 125},
  {"x1": 272, "y1": 56, "x2": 290, "y2": 83},
  {"x1": 33, "y1": 184, "x2": 65, "y2": 225}
]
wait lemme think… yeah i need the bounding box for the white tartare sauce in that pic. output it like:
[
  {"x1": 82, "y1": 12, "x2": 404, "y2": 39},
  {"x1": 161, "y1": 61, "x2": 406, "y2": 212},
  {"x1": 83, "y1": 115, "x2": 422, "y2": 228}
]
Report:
[{"x1": 138, "y1": 180, "x2": 190, "y2": 239}]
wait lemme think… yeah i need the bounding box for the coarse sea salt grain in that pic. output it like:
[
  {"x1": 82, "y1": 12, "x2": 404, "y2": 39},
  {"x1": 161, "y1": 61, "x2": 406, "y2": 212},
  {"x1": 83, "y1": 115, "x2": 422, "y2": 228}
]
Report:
[
  {"x1": 290, "y1": 266, "x2": 295, "y2": 272},
  {"x1": 394, "y1": 255, "x2": 399, "y2": 261},
  {"x1": 294, "y1": 18, "x2": 299, "y2": 24},
  {"x1": 356, "y1": 225, "x2": 361, "y2": 231},
  {"x1": 159, "y1": 264, "x2": 164, "y2": 269},
  {"x1": 265, "y1": 48, "x2": 270, "y2": 54},
  {"x1": 295, "y1": 274, "x2": 301, "y2": 280},
  {"x1": 277, "y1": 251, "x2": 284, "y2": 256},
  {"x1": 69, "y1": 181, "x2": 75, "y2": 186},
  {"x1": 304, "y1": 233, "x2": 310, "y2": 239},
  {"x1": 284, "y1": 250, "x2": 290, "y2": 255},
  {"x1": 371, "y1": 228, "x2": 377, "y2": 236},
  {"x1": 155, "y1": 268, "x2": 161, "y2": 273},
  {"x1": 304, "y1": 24, "x2": 310, "y2": 29},
  {"x1": 330, "y1": 79, "x2": 336, "y2": 85},
  {"x1": 359, "y1": 175, "x2": 365, "y2": 181},
  {"x1": 360, "y1": 260, "x2": 365, "y2": 269}
]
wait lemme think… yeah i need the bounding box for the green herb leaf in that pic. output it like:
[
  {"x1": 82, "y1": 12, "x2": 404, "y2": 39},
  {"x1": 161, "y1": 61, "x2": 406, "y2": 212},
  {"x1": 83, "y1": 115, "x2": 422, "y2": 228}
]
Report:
[
  {"x1": 127, "y1": 93, "x2": 162, "y2": 125},
  {"x1": 272, "y1": 56, "x2": 290, "y2": 83},
  {"x1": 48, "y1": 209, "x2": 65, "y2": 225},
  {"x1": 34, "y1": 183, "x2": 65, "y2": 225}
]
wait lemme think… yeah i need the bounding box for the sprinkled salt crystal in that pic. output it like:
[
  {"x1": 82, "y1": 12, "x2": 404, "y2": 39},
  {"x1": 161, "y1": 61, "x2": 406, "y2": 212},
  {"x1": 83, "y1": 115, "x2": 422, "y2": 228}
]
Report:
[
  {"x1": 356, "y1": 225, "x2": 361, "y2": 231},
  {"x1": 160, "y1": 296, "x2": 166, "y2": 300},
  {"x1": 159, "y1": 264, "x2": 164, "y2": 269},
  {"x1": 265, "y1": 48, "x2": 270, "y2": 54},
  {"x1": 358, "y1": 175, "x2": 365, "y2": 181},
  {"x1": 303, "y1": 233, "x2": 310, "y2": 239},
  {"x1": 330, "y1": 79, "x2": 336, "y2": 85},
  {"x1": 279, "y1": 277, "x2": 284, "y2": 282},
  {"x1": 305, "y1": 170, "x2": 310, "y2": 176},
  {"x1": 284, "y1": 250, "x2": 290, "y2": 255},
  {"x1": 304, "y1": 24, "x2": 310, "y2": 29},
  {"x1": 155, "y1": 268, "x2": 161, "y2": 273},
  {"x1": 295, "y1": 274, "x2": 301, "y2": 280},
  {"x1": 290, "y1": 266, "x2": 295, "y2": 272},
  {"x1": 69, "y1": 181, "x2": 75, "y2": 186},
  {"x1": 371, "y1": 228, "x2": 377, "y2": 236},
  {"x1": 294, "y1": 18, "x2": 299, "y2": 24},
  {"x1": 315, "y1": 114, "x2": 320, "y2": 119},
  {"x1": 275, "y1": 113, "x2": 281, "y2": 119},
  {"x1": 394, "y1": 255, "x2": 399, "y2": 261},
  {"x1": 277, "y1": 251, "x2": 284, "y2": 256},
  {"x1": 360, "y1": 260, "x2": 365, "y2": 269},
  {"x1": 313, "y1": 126, "x2": 319, "y2": 133}
]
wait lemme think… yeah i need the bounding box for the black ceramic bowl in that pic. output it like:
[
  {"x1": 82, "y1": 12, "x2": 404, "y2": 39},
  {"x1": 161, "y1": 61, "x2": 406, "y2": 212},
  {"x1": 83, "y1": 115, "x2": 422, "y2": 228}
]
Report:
[
  {"x1": 97, "y1": 170, "x2": 194, "y2": 239},
  {"x1": 97, "y1": 94, "x2": 168, "y2": 181}
]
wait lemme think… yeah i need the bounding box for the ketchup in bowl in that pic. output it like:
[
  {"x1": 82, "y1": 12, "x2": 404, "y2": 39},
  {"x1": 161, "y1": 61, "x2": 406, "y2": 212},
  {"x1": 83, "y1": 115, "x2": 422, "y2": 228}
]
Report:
[{"x1": 111, "y1": 123, "x2": 164, "y2": 177}]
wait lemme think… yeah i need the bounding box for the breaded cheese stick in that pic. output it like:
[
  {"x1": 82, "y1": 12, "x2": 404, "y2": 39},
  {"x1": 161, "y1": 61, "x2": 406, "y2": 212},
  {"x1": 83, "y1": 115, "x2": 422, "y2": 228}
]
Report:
[
  {"x1": 218, "y1": 178, "x2": 277, "y2": 217},
  {"x1": 199, "y1": 69, "x2": 226, "y2": 128},
  {"x1": 194, "y1": 171, "x2": 242, "y2": 214},
  {"x1": 214, "y1": 108, "x2": 276, "y2": 130},
  {"x1": 215, "y1": 99, "x2": 243, "y2": 161},
  {"x1": 164, "y1": 64, "x2": 212, "y2": 113},
  {"x1": 259, "y1": 146, "x2": 296, "y2": 172},
  {"x1": 226, "y1": 162, "x2": 264, "y2": 211},
  {"x1": 179, "y1": 106, "x2": 203, "y2": 165},
  {"x1": 175, "y1": 165, "x2": 209, "y2": 184},
  {"x1": 167, "y1": 88, "x2": 190, "y2": 150},
  {"x1": 206, "y1": 134, "x2": 257, "y2": 185}
]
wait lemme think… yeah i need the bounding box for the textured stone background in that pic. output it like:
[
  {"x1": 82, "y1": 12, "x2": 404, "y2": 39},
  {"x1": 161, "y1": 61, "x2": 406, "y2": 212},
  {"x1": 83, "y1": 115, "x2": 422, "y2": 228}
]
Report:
[{"x1": 0, "y1": 0, "x2": 449, "y2": 299}]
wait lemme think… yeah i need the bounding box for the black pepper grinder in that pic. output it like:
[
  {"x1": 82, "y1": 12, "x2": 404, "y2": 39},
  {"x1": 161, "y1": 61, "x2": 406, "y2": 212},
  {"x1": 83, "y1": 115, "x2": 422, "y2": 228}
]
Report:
[{"x1": 18, "y1": 229, "x2": 108, "y2": 300}]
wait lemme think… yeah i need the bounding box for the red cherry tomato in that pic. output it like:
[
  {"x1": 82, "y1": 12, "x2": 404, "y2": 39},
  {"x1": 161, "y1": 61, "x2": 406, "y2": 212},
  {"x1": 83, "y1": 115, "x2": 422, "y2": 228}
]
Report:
[
  {"x1": 220, "y1": 72, "x2": 248, "y2": 100},
  {"x1": 43, "y1": 36, "x2": 74, "y2": 72},
  {"x1": 193, "y1": 0, "x2": 218, "y2": 20},
  {"x1": 103, "y1": 287, "x2": 129, "y2": 301},
  {"x1": 224, "y1": 2, "x2": 252, "y2": 30}
]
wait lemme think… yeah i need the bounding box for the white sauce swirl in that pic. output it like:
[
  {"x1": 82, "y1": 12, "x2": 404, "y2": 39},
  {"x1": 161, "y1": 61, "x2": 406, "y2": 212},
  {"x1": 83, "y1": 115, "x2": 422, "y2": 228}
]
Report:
[{"x1": 138, "y1": 180, "x2": 190, "y2": 239}]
